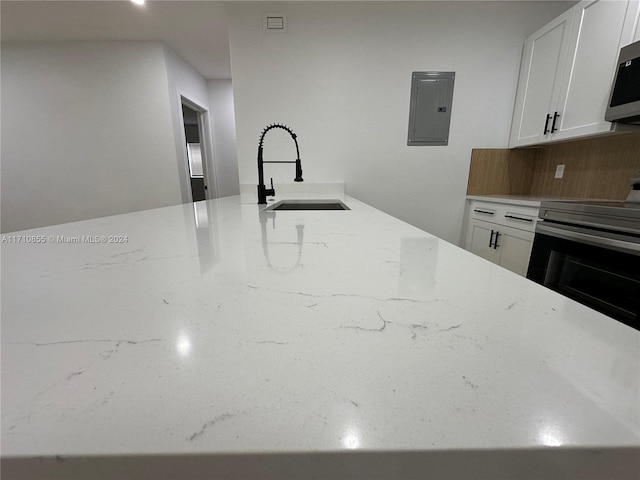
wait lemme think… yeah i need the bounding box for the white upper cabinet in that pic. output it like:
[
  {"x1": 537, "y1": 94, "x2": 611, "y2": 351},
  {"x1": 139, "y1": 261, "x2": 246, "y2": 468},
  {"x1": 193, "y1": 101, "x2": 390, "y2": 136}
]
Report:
[
  {"x1": 509, "y1": 0, "x2": 640, "y2": 148},
  {"x1": 510, "y1": 9, "x2": 574, "y2": 147},
  {"x1": 554, "y1": 0, "x2": 638, "y2": 140},
  {"x1": 635, "y1": 0, "x2": 640, "y2": 42}
]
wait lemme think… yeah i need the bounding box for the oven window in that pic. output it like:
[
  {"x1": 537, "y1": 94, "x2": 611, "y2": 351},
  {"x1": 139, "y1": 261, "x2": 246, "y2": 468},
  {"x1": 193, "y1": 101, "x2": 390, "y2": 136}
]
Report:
[
  {"x1": 528, "y1": 232, "x2": 640, "y2": 329},
  {"x1": 546, "y1": 252, "x2": 639, "y2": 323}
]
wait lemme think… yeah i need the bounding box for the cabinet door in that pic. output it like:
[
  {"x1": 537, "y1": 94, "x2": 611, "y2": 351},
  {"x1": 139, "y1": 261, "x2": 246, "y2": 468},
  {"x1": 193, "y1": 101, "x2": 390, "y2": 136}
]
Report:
[
  {"x1": 629, "y1": 0, "x2": 640, "y2": 43},
  {"x1": 493, "y1": 226, "x2": 535, "y2": 277},
  {"x1": 466, "y1": 219, "x2": 497, "y2": 263},
  {"x1": 509, "y1": 8, "x2": 574, "y2": 148},
  {"x1": 553, "y1": 0, "x2": 633, "y2": 140}
]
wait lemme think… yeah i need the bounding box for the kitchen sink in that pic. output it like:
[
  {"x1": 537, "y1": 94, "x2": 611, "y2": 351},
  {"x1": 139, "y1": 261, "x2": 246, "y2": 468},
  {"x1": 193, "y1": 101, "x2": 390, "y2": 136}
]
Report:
[{"x1": 267, "y1": 199, "x2": 350, "y2": 211}]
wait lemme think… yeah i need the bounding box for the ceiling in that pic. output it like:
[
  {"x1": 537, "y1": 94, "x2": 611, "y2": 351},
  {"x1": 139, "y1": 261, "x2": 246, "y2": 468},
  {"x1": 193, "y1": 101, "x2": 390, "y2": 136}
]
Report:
[
  {"x1": 1, "y1": 0, "x2": 568, "y2": 80},
  {"x1": 1, "y1": 0, "x2": 232, "y2": 79}
]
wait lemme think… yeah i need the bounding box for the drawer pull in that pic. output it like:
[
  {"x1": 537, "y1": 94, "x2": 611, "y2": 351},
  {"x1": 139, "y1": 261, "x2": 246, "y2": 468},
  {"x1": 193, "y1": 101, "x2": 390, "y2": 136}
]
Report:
[
  {"x1": 504, "y1": 214, "x2": 533, "y2": 222},
  {"x1": 474, "y1": 209, "x2": 495, "y2": 215}
]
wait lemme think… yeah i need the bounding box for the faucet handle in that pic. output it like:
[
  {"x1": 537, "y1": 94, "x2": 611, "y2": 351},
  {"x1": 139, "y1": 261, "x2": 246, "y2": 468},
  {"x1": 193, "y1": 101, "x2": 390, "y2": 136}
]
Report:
[
  {"x1": 267, "y1": 177, "x2": 275, "y2": 197},
  {"x1": 294, "y1": 159, "x2": 303, "y2": 182}
]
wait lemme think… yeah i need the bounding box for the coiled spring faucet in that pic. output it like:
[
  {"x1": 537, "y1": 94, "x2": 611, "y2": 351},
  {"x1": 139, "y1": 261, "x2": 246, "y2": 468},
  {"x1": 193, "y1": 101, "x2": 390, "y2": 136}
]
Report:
[{"x1": 257, "y1": 123, "x2": 303, "y2": 204}]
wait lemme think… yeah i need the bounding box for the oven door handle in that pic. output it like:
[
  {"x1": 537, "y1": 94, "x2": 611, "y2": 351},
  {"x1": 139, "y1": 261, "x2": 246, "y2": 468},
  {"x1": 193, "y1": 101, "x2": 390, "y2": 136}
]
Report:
[{"x1": 536, "y1": 223, "x2": 640, "y2": 255}]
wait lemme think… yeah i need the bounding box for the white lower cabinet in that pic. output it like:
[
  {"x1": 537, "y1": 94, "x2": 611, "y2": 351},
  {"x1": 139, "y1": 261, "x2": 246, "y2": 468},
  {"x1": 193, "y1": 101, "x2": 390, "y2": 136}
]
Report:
[
  {"x1": 467, "y1": 219, "x2": 497, "y2": 263},
  {"x1": 464, "y1": 200, "x2": 538, "y2": 276}
]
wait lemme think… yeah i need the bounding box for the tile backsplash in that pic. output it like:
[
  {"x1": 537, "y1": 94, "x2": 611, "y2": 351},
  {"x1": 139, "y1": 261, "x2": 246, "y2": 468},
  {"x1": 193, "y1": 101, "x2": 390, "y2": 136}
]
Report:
[{"x1": 467, "y1": 133, "x2": 640, "y2": 199}]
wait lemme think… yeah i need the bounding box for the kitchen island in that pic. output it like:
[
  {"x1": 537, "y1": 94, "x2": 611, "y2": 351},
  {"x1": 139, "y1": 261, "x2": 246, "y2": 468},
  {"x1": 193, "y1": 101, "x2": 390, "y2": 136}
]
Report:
[{"x1": 2, "y1": 194, "x2": 638, "y2": 479}]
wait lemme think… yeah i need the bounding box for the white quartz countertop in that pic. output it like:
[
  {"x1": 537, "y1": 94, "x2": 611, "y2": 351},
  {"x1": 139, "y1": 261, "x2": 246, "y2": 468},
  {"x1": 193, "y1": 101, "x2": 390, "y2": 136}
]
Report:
[
  {"x1": 466, "y1": 195, "x2": 586, "y2": 208},
  {"x1": 2, "y1": 194, "x2": 639, "y2": 479}
]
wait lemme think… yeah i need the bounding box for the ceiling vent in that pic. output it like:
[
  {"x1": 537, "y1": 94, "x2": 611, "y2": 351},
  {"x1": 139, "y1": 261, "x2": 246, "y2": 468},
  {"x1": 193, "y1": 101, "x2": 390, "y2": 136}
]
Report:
[{"x1": 263, "y1": 13, "x2": 287, "y2": 33}]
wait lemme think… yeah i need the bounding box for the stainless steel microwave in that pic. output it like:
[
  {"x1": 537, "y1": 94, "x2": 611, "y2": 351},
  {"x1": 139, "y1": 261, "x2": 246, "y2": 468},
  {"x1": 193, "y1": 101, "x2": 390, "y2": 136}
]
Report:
[{"x1": 605, "y1": 40, "x2": 640, "y2": 124}]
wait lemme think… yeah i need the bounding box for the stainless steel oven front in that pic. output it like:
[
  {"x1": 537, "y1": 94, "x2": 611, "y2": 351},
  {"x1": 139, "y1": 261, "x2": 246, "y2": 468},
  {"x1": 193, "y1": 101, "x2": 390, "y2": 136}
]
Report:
[{"x1": 527, "y1": 201, "x2": 640, "y2": 330}]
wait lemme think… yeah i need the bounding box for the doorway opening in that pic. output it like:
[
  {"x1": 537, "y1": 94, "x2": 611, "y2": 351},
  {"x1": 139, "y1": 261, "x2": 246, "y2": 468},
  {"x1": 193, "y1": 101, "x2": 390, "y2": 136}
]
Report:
[{"x1": 181, "y1": 102, "x2": 207, "y2": 203}]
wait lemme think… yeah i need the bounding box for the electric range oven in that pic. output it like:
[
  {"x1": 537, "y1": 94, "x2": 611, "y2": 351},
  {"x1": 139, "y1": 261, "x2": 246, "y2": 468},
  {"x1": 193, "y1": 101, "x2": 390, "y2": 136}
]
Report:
[{"x1": 527, "y1": 200, "x2": 640, "y2": 330}]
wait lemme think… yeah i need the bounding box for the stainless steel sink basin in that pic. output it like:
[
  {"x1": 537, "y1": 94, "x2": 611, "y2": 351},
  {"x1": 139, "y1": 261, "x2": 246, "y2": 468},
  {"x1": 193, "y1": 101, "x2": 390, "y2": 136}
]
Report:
[{"x1": 267, "y1": 199, "x2": 350, "y2": 211}]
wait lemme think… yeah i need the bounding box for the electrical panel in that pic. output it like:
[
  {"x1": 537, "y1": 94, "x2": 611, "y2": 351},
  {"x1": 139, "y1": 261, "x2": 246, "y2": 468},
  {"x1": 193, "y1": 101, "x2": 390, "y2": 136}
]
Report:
[{"x1": 407, "y1": 71, "x2": 455, "y2": 146}]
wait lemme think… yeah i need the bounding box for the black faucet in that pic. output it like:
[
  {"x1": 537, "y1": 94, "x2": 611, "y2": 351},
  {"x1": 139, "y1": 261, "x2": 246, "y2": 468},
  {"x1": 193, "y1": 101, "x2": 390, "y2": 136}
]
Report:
[{"x1": 257, "y1": 124, "x2": 303, "y2": 204}]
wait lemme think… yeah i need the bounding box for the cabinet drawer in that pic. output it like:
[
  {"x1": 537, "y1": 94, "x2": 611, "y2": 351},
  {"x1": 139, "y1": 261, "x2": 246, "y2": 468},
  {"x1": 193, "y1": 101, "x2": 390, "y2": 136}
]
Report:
[
  {"x1": 469, "y1": 201, "x2": 499, "y2": 221},
  {"x1": 501, "y1": 207, "x2": 538, "y2": 232},
  {"x1": 469, "y1": 201, "x2": 539, "y2": 233}
]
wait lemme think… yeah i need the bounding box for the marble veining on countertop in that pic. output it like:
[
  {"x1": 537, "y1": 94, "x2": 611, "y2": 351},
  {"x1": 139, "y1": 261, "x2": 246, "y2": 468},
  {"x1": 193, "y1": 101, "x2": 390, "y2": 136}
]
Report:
[{"x1": 1, "y1": 194, "x2": 638, "y2": 479}]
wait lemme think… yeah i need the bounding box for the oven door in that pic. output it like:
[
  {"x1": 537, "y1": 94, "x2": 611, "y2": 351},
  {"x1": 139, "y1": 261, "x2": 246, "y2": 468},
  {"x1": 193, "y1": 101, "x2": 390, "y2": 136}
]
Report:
[{"x1": 527, "y1": 223, "x2": 640, "y2": 330}]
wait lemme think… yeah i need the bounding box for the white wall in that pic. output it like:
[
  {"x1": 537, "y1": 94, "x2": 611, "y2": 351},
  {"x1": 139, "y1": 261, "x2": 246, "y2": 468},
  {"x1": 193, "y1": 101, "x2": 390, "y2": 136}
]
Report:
[
  {"x1": 1, "y1": 41, "x2": 181, "y2": 233},
  {"x1": 208, "y1": 79, "x2": 240, "y2": 198},
  {"x1": 227, "y1": 1, "x2": 573, "y2": 244},
  {"x1": 162, "y1": 45, "x2": 217, "y2": 201}
]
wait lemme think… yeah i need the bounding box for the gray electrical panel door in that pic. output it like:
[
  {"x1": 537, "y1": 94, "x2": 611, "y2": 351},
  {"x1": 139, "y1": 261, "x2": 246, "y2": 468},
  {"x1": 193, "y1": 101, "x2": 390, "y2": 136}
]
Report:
[{"x1": 407, "y1": 72, "x2": 455, "y2": 146}]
